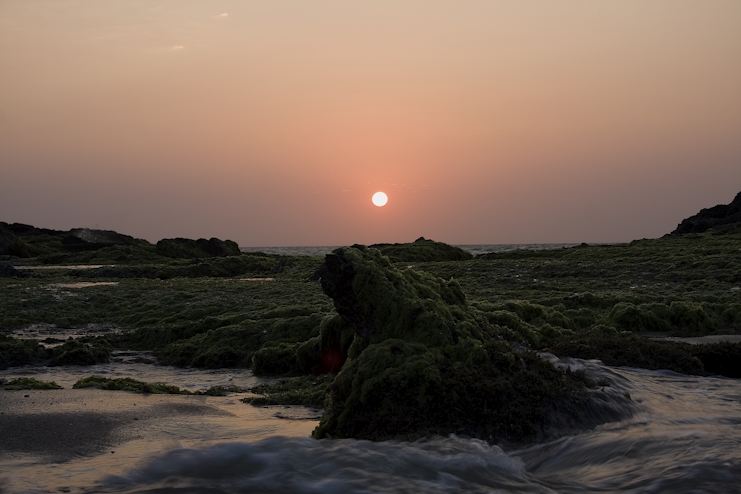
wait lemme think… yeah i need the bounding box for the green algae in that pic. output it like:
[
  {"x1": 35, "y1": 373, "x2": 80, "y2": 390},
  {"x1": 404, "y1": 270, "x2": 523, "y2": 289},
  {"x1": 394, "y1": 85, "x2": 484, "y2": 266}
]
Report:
[
  {"x1": 48, "y1": 338, "x2": 112, "y2": 366},
  {"x1": 242, "y1": 374, "x2": 334, "y2": 408},
  {"x1": 156, "y1": 237, "x2": 241, "y2": 258},
  {"x1": 0, "y1": 333, "x2": 46, "y2": 369},
  {"x1": 310, "y1": 246, "x2": 609, "y2": 443},
  {"x1": 370, "y1": 237, "x2": 473, "y2": 262},
  {"x1": 3, "y1": 377, "x2": 62, "y2": 390},
  {"x1": 72, "y1": 375, "x2": 191, "y2": 394}
]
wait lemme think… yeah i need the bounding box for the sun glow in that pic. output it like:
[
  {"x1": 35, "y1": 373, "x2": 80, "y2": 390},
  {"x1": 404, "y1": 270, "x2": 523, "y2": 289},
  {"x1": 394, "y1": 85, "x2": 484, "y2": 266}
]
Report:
[{"x1": 372, "y1": 192, "x2": 388, "y2": 207}]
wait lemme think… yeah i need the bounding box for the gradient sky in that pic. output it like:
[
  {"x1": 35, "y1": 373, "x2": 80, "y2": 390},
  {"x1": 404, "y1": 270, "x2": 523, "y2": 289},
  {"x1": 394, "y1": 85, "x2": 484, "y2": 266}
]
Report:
[{"x1": 1, "y1": 1, "x2": 740, "y2": 246}]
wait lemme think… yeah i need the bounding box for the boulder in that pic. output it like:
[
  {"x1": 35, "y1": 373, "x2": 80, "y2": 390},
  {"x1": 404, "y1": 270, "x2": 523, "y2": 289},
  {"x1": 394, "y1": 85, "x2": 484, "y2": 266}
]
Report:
[
  {"x1": 370, "y1": 237, "x2": 473, "y2": 262},
  {"x1": 156, "y1": 237, "x2": 241, "y2": 258},
  {"x1": 310, "y1": 246, "x2": 627, "y2": 443}
]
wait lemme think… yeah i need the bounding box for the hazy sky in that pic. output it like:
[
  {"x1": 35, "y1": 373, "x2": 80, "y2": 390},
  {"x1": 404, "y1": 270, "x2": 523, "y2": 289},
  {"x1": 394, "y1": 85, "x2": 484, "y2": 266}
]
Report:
[{"x1": 1, "y1": 1, "x2": 740, "y2": 246}]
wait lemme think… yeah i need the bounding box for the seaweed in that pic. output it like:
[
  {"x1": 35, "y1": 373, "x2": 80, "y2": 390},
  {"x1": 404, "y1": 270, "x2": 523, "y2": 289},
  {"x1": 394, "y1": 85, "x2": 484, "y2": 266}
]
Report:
[
  {"x1": 547, "y1": 333, "x2": 705, "y2": 375},
  {"x1": 310, "y1": 246, "x2": 614, "y2": 443},
  {"x1": 3, "y1": 377, "x2": 62, "y2": 390},
  {"x1": 243, "y1": 374, "x2": 334, "y2": 408},
  {"x1": 0, "y1": 333, "x2": 46, "y2": 369},
  {"x1": 72, "y1": 375, "x2": 191, "y2": 394},
  {"x1": 370, "y1": 237, "x2": 473, "y2": 262},
  {"x1": 48, "y1": 338, "x2": 112, "y2": 366}
]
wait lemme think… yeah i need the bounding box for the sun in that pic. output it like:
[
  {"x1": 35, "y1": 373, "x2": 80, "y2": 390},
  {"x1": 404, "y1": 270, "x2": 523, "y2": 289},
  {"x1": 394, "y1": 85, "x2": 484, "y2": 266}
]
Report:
[{"x1": 372, "y1": 191, "x2": 388, "y2": 207}]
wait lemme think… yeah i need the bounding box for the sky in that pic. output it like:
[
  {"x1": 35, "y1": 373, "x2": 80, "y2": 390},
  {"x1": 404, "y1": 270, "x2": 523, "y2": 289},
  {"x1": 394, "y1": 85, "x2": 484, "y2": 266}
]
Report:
[{"x1": 1, "y1": 1, "x2": 740, "y2": 247}]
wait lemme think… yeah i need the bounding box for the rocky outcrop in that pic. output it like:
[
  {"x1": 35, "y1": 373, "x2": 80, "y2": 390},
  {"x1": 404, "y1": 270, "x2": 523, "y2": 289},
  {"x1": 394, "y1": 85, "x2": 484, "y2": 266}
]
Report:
[
  {"x1": 156, "y1": 237, "x2": 241, "y2": 258},
  {"x1": 370, "y1": 237, "x2": 473, "y2": 262},
  {"x1": 310, "y1": 246, "x2": 628, "y2": 443},
  {"x1": 59, "y1": 228, "x2": 141, "y2": 252},
  {"x1": 1, "y1": 222, "x2": 147, "y2": 255},
  {"x1": 0, "y1": 223, "x2": 37, "y2": 257},
  {"x1": 671, "y1": 191, "x2": 741, "y2": 235}
]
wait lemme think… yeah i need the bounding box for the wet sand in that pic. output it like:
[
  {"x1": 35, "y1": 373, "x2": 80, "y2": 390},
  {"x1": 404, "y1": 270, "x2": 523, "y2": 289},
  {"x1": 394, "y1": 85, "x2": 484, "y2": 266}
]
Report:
[
  {"x1": 0, "y1": 388, "x2": 319, "y2": 492},
  {"x1": 0, "y1": 389, "x2": 231, "y2": 462}
]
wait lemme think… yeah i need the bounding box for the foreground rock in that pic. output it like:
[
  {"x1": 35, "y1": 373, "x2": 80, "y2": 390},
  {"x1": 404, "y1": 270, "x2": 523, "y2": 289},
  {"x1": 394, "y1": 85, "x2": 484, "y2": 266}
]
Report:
[
  {"x1": 671, "y1": 191, "x2": 741, "y2": 235},
  {"x1": 310, "y1": 246, "x2": 628, "y2": 443}
]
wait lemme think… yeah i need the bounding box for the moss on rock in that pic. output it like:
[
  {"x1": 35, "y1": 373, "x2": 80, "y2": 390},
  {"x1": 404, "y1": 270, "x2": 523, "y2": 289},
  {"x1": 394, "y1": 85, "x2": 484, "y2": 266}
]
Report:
[
  {"x1": 370, "y1": 237, "x2": 473, "y2": 262},
  {"x1": 0, "y1": 333, "x2": 46, "y2": 369},
  {"x1": 48, "y1": 338, "x2": 112, "y2": 366},
  {"x1": 310, "y1": 245, "x2": 619, "y2": 443},
  {"x1": 73, "y1": 375, "x2": 190, "y2": 394},
  {"x1": 3, "y1": 377, "x2": 62, "y2": 390}
]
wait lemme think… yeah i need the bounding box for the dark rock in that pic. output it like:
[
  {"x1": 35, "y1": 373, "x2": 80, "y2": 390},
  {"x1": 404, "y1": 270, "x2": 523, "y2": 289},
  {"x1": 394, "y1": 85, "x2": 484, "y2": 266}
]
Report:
[
  {"x1": 671, "y1": 191, "x2": 741, "y2": 235},
  {"x1": 0, "y1": 224, "x2": 37, "y2": 257},
  {"x1": 0, "y1": 264, "x2": 30, "y2": 278},
  {"x1": 370, "y1": 237, "x2": 473, "y2": 262},
  {"x1": 310, "y1": 246, "x2": 628, "y2": 443},
  {"x1": 156, "y1": 237, "x2": 241, "y2": 258}
]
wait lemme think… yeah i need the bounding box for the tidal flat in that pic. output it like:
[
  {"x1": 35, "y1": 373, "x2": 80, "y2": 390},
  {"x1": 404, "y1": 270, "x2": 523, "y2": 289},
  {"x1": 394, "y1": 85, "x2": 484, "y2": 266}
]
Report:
[{"x1": 1, "y1": 229, "x2": 740, "y2": 492}]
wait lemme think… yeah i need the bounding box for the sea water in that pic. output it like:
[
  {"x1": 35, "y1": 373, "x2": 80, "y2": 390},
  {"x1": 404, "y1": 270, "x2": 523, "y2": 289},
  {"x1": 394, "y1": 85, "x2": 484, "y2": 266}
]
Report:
[{"x1": 2, "y1": 355, "x2": 740, "y2": 493}]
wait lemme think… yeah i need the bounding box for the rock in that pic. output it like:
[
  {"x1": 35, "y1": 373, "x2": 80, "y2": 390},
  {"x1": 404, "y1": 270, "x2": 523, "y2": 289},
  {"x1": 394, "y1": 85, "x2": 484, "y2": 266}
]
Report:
[
  {"x1": 156, "y1": 237, "x2": 241, "y2": 258},
  {"x1": 310, "y1": 246, "x2": 627, "y2": 443},
  {"x1": 0, "y1": 224, "x2": 36, "y2": 257},
  {"x1": 370, "y1": 237, "x2": 473, "y2": 262},
  {"x1": 0, "y1": 264, "x2": 30, "y2": 278},
  {"x1": 671, "y1": 191, "x2": 741, "y2": 235}
]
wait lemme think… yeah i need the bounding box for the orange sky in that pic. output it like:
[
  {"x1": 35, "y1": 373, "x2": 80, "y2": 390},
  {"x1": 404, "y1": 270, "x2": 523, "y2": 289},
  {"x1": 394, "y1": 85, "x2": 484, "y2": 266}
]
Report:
[{"x1": 1, "y1": 1, "x2": 740, "y2": 246}]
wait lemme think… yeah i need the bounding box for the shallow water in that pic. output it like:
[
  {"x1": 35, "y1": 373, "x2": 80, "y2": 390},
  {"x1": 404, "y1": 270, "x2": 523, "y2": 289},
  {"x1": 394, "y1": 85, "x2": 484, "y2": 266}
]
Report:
[{"x1": 2, "y1": 356, "x2": 740, "y2": 493}]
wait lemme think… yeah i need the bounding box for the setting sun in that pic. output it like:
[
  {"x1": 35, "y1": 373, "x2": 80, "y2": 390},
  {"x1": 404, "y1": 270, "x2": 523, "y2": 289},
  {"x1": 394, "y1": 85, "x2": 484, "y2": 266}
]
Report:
[{"x1": 372, "y1": 192, "x2": 388, "y2": 207}]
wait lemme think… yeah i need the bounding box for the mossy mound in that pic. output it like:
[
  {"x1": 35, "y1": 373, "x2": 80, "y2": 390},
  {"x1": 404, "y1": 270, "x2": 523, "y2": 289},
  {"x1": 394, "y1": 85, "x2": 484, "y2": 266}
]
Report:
[
  {"x1": 370, "y1": 237, "x2": 473, "y2": 262},
  {"x1": 309, "y1": 246, "x2": 620, "y2": 443},
  {"x1": 243, "y1": 374, "x2": 334, "y2": 408},
  {"x1": 48, "y1": 338, "x2": 112, "y2": 366},
  {"x1": 156, "y1": 237, "x2": 241, "y2": 258},
  {"x1": 0, "y1": 333, "x2": 46, "y2": 369},
  {"x1": 548, "y1": 333, "x2": 705, "y2": 375},
  {"x1": 2, "y1": 377, "x2": 62, "y2": 390},
  {"x1": 73, "y1": 375, "x2": 190, "y2": 394}
]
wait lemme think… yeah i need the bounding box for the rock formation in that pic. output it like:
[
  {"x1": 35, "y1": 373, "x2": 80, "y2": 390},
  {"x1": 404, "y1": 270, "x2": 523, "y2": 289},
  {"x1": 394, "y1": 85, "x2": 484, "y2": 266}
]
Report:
[
  {"x1": 310, "y1": 245, "x2": 628, "y2": 443},
  {"x1": 671, "y1": 191, "x2": 741, "y2": 235}
]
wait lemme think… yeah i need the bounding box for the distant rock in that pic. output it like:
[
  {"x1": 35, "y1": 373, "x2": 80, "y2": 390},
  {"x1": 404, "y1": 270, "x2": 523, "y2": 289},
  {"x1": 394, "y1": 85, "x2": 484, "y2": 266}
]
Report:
[
  {"x1": 671, "y1": 191, "x2": 741, "y2": 235},
  {"x1": 61, "y1": 228, "x2": 143, "y2": 252},
  {"x1": 370, "y1": 237, "x2": 473, "y2": 262},
  {"x1": 156, "y1": 237, "x2": 241, "y2": 258},
  {"x1": 0, "y1": 223, "x2": 37, "y2": 257},
  {"x1": 0, "y1": 221, "x2": 148, "y2": 256}
]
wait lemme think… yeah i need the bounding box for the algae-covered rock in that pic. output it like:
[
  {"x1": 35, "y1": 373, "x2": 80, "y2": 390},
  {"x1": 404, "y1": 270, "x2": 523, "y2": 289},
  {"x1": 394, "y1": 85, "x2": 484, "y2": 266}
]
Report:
[
  {"x1": 73, "y1": 375, "x2": 190, "y2": 394},
  {"x1": 370, "y1": 237, "x2": 473, "y2": 262},
  {"x1": 48, "y1": 338, "x2": 112, "y2": 366},
  {"x1": 0, "y1": 334, "x2": 46, "y2": 369},
  {"x1": 156, "y1": 237, "x2": 241, "y2": 258},
  {"x1": 3, "y1": 377, "x2": 62, "y2": 390},
  {"x1": 310, "y1": 245, "x2": 620, "y2": 443}
]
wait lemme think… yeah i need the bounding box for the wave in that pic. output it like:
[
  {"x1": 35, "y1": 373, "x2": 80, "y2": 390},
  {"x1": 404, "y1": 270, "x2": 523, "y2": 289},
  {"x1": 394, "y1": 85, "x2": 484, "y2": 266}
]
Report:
[{"x1": 92, "y1": 360, "x2": 741, "y2": 493}]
